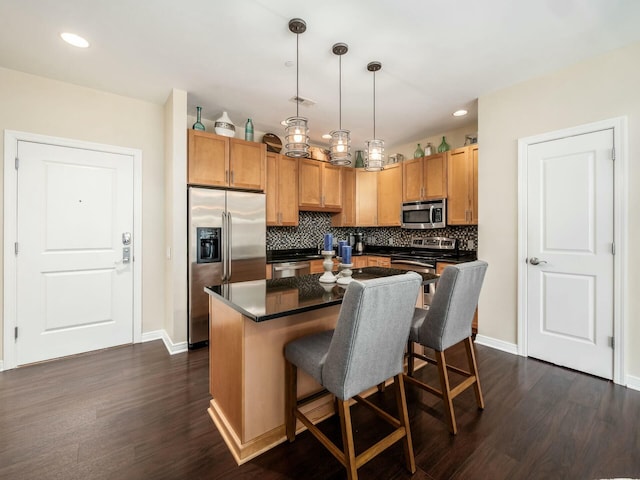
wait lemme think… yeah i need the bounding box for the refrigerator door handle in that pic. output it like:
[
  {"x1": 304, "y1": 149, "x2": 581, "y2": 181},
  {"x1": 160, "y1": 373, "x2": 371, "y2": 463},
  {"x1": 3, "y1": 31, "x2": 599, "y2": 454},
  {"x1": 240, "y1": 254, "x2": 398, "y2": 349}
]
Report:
[
  {"x1": 221, "y1": 211, "x2": 228, "y2": 281},
  {"x1": 227, "y1": 212, "x2": 233, "y2": 280}
]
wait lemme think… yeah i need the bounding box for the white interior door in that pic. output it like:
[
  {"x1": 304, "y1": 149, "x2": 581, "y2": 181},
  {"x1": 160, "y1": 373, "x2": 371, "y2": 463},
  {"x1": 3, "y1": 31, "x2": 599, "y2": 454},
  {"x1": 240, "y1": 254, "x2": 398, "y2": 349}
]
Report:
[
  {"x1": 526, "y1": 129, "x2": 614, "y2": 379},
  {"x1": 15, "y1": 140, "x2": 134, "y2": 365}
]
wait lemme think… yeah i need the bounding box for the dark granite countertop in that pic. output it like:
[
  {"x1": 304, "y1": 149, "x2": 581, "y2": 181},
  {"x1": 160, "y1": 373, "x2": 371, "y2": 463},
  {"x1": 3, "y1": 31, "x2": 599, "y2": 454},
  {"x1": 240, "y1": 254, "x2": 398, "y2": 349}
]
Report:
[
  {"x1": 205, "y1": 267, "x2": 438, "y2": 322},
  {"x1": 266, "y1": 247, "x2": 477, "y2": 264}
]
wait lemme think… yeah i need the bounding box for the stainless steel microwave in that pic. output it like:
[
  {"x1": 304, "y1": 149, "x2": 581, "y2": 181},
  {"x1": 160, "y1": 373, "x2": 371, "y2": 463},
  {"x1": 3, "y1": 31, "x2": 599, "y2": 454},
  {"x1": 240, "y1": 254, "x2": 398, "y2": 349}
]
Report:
[{"x1": 401, "y1": 199, "x2": 446, "y2": 229}]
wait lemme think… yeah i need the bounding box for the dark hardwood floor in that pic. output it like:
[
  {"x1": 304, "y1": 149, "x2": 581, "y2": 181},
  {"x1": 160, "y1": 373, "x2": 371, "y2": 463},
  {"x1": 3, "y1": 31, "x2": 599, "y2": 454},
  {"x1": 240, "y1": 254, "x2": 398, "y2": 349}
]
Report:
[{"x1": 1, "y1": 340, "x2": 639, "y2": 480}]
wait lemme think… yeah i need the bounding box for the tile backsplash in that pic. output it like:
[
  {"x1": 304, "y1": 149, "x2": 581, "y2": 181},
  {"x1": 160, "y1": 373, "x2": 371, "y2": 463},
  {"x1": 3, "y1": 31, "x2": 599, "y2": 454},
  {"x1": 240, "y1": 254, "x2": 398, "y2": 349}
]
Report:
[{"x1": 267, "y1": 212, "x2": 478, "y2": 251}]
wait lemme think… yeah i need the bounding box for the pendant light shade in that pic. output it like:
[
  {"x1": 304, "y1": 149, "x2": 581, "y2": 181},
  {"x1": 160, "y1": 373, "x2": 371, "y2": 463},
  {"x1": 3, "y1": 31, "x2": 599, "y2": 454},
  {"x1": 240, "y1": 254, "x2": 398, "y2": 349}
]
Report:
[
  {"x1": 365, "y1": 61, "x2": 384, "y2": 171},
  {"x1": 284, "y1": 18, "x2": 310, "y2": 158},
  {"x1": 330, "y1": 43, "x2": 351, "y2": 166}
]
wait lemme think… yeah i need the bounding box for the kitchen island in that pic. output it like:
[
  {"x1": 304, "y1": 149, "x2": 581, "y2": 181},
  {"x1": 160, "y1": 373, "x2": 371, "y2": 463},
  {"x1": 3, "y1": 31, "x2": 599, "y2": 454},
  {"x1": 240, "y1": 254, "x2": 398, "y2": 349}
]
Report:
[{"x1": 205, "y1": 267, "x2": 438, "y2": 464}]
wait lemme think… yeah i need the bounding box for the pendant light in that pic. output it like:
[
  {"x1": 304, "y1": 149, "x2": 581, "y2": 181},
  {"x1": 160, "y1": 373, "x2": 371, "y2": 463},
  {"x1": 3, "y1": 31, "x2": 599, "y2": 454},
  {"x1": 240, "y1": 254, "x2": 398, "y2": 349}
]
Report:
[
  {"x1": 365, "y1": 61, "x2": 384, "y2": 171},
  {"x1": 329, "y1": 43, "x2": 351, "y2": 165},
  {"x1": 284, "y1": 18, "x2": 310, "y2": 158}
]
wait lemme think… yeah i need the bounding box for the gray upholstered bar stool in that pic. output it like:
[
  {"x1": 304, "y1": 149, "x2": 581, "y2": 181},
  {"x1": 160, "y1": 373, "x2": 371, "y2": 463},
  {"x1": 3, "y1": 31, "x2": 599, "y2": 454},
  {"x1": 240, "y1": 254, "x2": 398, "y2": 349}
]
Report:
[
  {"x1": 405, "y1": 260, "x2": 488, "y2": 435},
  {"x1": 284, "y1": 272, "x2": 422, "y2": 480}
]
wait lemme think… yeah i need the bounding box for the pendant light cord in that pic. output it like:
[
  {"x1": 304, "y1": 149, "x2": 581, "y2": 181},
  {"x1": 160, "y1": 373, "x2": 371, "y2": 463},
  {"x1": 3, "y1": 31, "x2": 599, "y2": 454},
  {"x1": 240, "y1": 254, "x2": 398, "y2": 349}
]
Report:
[
  {"x1": 372, "y1": 70, "x2": 376, "y2": 139},
  {"x1": 339, "y1": 54, "x2": 342, "y2": 130},
  {"x1": 296, "y1": 33, "x2": 300, "y2": 118}
]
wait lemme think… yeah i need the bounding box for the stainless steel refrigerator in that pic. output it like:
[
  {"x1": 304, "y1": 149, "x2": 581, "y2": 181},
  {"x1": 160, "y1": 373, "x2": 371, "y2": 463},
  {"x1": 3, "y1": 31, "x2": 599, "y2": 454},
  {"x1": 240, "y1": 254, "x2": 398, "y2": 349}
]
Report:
[{"x1": 188, "y1": 187, "x2": 266, "y2": 348}]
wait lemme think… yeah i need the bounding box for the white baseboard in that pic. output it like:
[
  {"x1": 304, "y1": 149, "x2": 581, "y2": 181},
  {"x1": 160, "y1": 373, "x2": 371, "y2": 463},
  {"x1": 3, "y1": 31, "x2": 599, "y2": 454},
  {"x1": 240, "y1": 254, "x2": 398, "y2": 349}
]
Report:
[
  {"x1": 474, "y1": 334, "x2": 519, "y2": 355},
  {"x1": 626, "y1": 374, "x2": 640, "y2": 391},
  {"x1": 141, "y1": 329, "x2": 188, "y2": 355}
]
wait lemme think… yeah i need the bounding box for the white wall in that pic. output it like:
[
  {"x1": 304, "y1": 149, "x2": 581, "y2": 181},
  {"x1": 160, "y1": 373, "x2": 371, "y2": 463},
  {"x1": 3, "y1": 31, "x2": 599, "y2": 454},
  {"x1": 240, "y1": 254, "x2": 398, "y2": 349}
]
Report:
[
  {"x1": 0, "y1": 67, "x2": 166, "y2": 361},
  {"x1": 478, "y1": 41, "x2": 640, "y2": 379}
]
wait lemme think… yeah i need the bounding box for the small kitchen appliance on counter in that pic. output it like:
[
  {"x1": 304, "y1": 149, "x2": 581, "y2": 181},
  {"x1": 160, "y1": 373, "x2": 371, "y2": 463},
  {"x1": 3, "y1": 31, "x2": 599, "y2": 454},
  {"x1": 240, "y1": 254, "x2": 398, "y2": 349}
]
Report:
[{"x1": 349, "y1": 233, "x2": 365, "y2": 254}]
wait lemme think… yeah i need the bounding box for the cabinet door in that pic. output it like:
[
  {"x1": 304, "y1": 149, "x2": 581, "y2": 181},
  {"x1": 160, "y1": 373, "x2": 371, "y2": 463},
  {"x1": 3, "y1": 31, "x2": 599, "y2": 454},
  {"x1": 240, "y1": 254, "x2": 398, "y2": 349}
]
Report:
[
  {"x1": 470, "y1": 145, "x2": 478, "y2": 224},
  {"x1": 402, "y1": 157, "x2": 424, "y2": 202},
  {"x1": 278, "y1": 155, "x2": 299, "y2": 225},
  {"x1": 332, "y1": 167, "x2": 355, "y2": 226},
  {"x1": 356, "y1": 169, "x2": 378, "y2": 226},
  {"x1": 187, "y1": 130, "x2": 229, "y2": 187},
  {"x1": 353, "y1": 256, "x2": 368, "y2": 268},
  {"x1": 377, "y1": 164, "x2": 402, "y2": 226},
  {"x1": 322, "y1": 164, "x2": 343, "y2": 210},
  {"x1": 266, "y1": 153, "x2": 278, "y2": 225},
  {"x1": 424, "y1": 153, "x2": 448, "y2": 199},
  {"x1": 299, "y1": 159, "x2": 323, "y2": 208},
  {"x1": 229, "y1": 138, "x2": 265, "y2": 191},
  {"x1": 309, "y1": 259, "x2": 325, "y2": 274},
  {"x1": 447, "y1": 147, "x2": 472, "y2": 225}
]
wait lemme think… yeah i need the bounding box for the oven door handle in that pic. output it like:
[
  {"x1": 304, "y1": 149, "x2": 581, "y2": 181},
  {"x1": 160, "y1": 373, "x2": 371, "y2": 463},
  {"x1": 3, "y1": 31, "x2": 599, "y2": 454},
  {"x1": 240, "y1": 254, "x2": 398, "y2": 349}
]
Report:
[
  {"x1": 391, "y1": 260, "x2": 434, "y2": 268},
  {"x1": 273, "y1": 263, "x2": 311, "y2": 271}
]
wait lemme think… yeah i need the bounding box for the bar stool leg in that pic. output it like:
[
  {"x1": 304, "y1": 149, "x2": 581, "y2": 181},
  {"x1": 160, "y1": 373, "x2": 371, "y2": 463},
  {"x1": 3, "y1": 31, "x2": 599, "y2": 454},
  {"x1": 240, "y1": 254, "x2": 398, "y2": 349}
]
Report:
[
  {"x1": 285, "y1": 360, "x2": 297, "y2": 442},
  {"x1": 464, "y1": 337, "x2": 485, "y2": 409},
  {"x1": 338, "y1": 400, "x2": 358, "y2": 480},
  {"x1": 435, "y1": 350, "x2": 457, "y2": 435},
  {"x1": 394, "y1": 374, "x2": 416, "y2": 474}
]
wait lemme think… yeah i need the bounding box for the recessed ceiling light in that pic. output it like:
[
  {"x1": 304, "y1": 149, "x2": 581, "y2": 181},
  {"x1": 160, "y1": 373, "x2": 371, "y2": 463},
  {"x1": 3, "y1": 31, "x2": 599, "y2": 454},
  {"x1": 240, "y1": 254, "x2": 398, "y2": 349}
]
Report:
[
  {"x1": 60, "y1": 32, "x2": 90, "y2": 48},
  {"x1": 322, "y1": 134, "x2": 331, "y2": 139},
  {"x1": 453, "y1": 109, "x2": 468, "y2": 117}
]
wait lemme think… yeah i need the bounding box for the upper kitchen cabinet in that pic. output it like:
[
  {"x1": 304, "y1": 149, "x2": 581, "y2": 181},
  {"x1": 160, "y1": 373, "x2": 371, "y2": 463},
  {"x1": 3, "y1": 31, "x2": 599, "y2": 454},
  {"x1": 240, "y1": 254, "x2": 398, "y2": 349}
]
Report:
[
  {"x1": 298, "y1": 158, "x2": 342, "y2": 212},
  {"x1": 402, "y1": 153, "x2": 448, "y2": 202},
  {"x1": 187, "y1": 130, "x2": 266, "y2": 191},
  {"x1": 331, "y1": 167, "x2": 355, "y2": 226},
  {"x1": 332, "y1": 163, "x2": 401, "y2": 227},
  {"x1": 377, "y1": 163, "x2": 402, "y2": 226},
  {"x1": 266, "y1": 153, "x2": 298, "y2": 226},
  {"x1": 447, "y1": 145, "x2": 478, "y2": 225}
]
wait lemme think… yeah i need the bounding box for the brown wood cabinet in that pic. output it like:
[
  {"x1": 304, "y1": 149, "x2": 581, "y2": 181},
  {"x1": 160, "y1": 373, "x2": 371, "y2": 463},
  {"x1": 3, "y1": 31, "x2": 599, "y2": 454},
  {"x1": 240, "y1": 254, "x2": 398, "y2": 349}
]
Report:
[
  {"x1": 352, "y1": 256, "x2": 368, "y2": 268},
  {"x1": 377, "y1": 163, "x2": 402, "y2": 226},
  {"x1": 355, "y1": 169, "x2": 378, "y2": 226},
  {"x1": 436, "y1": 261, "x2": 478, "y2": 333},
  {"x1": 367, "y1": 256, "x2": 391, "y2": 268},
  {"x1": 187, "y1": 130, "x2": 266, "y2": 191},
  {"x1": 331, "y1": 168, "x2": 355, "y2": 226},
  {"x1": 402, "y1": 153, "x2": 447, "y2": 202},
  {"x1": 298, "y1": 159, "x2": 342, "y2": 211},
  {"x1": 266, "y1": 153, "x2": 298, "y2": 226},
  {"x1": 447, "y1": 145, "x2": 478, "y2": 225}
]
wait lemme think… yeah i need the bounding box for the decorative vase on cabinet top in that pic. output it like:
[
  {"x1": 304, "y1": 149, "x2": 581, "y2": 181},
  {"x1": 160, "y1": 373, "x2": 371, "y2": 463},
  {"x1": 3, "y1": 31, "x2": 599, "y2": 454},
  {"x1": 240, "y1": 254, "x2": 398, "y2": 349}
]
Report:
[
  {"x1": 424, "y1": 142, "x2": 433, "y2": 156},
  {"x1": 192, "y1": 106, "x2": 205, "y2": 131},
  {"x1": 214, "y1": 111, "x2": 236, "y2": 137},
  {"x1": 437, "y1": 136, "x2": 450, "y2": 152},
  {"x1": 414, "y1": 143, "x2": 424, "y2": 158}
]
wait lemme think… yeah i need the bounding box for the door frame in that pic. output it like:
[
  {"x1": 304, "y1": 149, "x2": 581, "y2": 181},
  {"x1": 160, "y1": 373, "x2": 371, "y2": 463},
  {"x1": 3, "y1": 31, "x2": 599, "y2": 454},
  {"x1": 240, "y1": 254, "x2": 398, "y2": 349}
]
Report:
[
  {"x1": 3, "y1": 130, "x2": 143, "y2": 370},
  {"x1": 517, "y1": 116, "x2": 628, "y2": 385}
]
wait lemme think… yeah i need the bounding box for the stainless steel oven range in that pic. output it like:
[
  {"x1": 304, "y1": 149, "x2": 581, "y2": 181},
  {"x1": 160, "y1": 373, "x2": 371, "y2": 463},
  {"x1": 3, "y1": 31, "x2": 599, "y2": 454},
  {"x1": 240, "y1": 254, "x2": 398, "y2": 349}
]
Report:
[{"x1": 390, "y1": 236, "x2": 459, "y2": 306}]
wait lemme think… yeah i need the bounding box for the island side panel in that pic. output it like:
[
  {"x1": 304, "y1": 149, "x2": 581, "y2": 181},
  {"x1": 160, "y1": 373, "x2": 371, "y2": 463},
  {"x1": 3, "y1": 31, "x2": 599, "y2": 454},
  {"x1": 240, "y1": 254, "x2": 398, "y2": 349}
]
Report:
[
  {"x1": 209, "y1": 295, "x2": 244, "y2": 437},
  {"x1": 242, "y1": 305, "x2": 341, "y2": 443}
]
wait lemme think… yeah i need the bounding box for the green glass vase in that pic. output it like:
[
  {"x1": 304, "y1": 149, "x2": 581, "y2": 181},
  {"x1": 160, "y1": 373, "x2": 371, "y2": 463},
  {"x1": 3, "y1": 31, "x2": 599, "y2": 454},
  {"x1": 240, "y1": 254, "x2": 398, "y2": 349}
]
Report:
[
  {"x1": 414, "y1": 143, "x2": 425, "y2": 158},
  {"x1": 437, "y1": 136, "x2": 450, "y2": 152},
  {"x1": 192, "y1": 106, "x2": 205, "y2": 131},
  {"x1": 354, "y1": 150, "x2": 364, "y2": 168}
]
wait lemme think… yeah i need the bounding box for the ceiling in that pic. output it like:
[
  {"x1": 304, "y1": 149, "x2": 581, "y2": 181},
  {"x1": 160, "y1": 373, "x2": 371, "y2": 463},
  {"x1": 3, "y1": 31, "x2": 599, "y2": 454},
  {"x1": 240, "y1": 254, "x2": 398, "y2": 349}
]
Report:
[{"x1": 2, "y1": 0, "x2": 640, "y2": 150}]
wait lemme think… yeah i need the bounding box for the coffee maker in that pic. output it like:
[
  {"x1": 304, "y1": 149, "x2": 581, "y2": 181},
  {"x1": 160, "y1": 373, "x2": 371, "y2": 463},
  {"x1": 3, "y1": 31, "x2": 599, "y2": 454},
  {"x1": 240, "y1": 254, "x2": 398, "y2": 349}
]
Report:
[{"x1": 349, "y1": 233, "x2": 364, "y2": 254}]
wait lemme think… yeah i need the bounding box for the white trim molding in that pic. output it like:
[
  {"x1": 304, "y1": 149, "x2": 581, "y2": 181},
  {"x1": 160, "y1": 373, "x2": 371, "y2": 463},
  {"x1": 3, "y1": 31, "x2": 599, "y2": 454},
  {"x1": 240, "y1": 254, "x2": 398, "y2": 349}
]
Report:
[
  {"x1": 142, "y1": 330, "x2": 188, "y2": 355},
  {"x1": 474, "y1": 335, "x2": 518, "y2": 355},
  {"x1": 516, "y1": 116, "x2": 628, "y2": 386},
  {"x1": 0, "y1": 360, "x2": 4, "y2": 372},
  {"x1": 626, "y1": 375, "x2": 640, "y2": 392},
  {"x1": 3, "y1": 130, "x2": 143, "y2": 371}
]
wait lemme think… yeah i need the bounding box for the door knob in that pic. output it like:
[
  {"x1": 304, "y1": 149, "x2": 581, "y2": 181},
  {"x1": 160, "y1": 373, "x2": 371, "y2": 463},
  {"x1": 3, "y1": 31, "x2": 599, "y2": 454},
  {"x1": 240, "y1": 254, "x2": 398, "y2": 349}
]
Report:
[{"x1": 529, "y1": 257, "x2": 547, "y2": 265}]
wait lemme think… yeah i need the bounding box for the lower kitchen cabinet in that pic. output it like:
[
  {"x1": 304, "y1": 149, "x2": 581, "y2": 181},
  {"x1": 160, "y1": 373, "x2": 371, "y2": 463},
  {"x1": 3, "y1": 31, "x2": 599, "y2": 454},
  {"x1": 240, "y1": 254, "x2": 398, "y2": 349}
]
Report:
[
  {"x1": 367, "y1": 256, "x2": 391, "y2": 268},
  {"x1": 352, "y1": 256, "x2": 368, "y2": 268}
]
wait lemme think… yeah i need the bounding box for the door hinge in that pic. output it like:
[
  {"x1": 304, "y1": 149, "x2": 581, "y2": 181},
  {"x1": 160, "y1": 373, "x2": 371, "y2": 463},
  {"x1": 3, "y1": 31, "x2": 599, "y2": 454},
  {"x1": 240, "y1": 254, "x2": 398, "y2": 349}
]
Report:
[
  {"x1": 14, "y1": 326, "x2": 18, "y2": 340},
  {"x1": 14, "y1": 242, "x2": 18, "y2": 255},
  {"x1": 609, "y1": 336, "x2": 614, "y2": 348},
  {"x1": 15, "y1": 156, "x2": 19, "y2": 169},
  {"x1": 612, "y1": 242, "x2": 615, "y2": 255}
]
